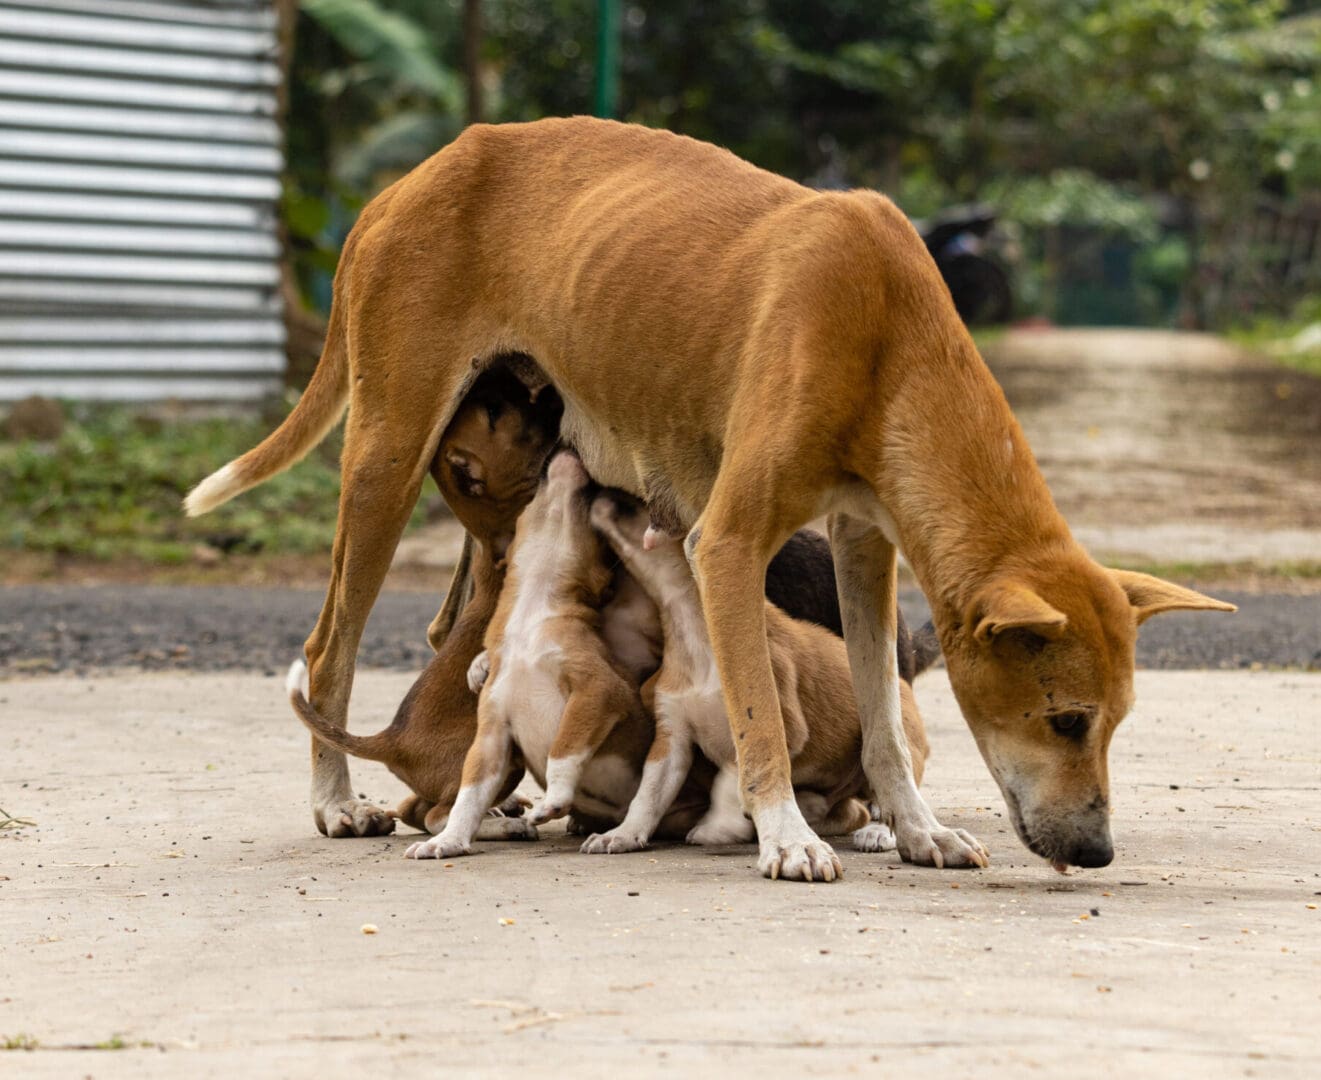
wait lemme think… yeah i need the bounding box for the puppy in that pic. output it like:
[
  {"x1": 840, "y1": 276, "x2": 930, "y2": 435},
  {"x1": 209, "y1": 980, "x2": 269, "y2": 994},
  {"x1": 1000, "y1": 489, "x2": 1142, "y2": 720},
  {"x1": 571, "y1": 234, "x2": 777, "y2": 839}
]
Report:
[
  {"x1": 287, "y1": 367, "x2": 559, "y2": 835},
  {"x1": 582, "y1": 492, "x2": 932, "y2": 856},
  {"x1": 406, "y1": 451, "x2": 708, "y2": 860}
]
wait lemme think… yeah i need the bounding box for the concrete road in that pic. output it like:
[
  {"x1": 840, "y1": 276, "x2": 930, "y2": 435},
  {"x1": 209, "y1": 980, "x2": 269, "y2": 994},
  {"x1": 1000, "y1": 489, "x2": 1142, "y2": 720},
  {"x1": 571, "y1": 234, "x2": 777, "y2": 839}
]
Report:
[{"x1": 2, "y1": 669, "x2": 1318, "y2": 1077}]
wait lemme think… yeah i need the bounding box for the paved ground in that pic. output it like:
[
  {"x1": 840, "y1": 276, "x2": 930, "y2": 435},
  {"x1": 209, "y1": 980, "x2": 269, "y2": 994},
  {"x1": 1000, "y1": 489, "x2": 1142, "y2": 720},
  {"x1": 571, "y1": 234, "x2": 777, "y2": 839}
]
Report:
[
  {"x1": 3, "y1": 327, "x2": 1319, "y2": 1076},
  {"x1": 2, "y1": 669, "x2": 1318, "y2": 1076}
]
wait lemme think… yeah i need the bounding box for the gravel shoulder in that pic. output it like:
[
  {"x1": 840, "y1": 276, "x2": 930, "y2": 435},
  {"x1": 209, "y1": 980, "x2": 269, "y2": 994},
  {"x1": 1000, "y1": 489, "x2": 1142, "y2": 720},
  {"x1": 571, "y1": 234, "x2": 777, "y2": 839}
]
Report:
[{"x1": 2, "y1": 669, "x2": 1318, "y2": 1076}]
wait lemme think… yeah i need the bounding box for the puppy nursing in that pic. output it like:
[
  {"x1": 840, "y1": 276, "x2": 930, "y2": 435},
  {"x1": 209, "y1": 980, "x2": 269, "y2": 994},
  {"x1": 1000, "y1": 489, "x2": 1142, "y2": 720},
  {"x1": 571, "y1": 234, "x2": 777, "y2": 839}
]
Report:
[
  {"x1": 407, "y1": 452, "x2": 704, "y2": 860},
  {"x1": 583, "y1": 494, "x2": 931, "y2": 862}
]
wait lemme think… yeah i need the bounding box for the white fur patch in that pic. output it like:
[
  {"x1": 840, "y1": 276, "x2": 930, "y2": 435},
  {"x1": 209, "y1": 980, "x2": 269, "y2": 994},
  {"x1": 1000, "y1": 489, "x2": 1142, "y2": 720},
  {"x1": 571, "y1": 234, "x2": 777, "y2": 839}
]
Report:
[
  {"x1": 285, "y1": 658, "x2": 309, "y2": 699},
  {"x1": 183, "y1": 462, "x2": 242, "y2": 517}
]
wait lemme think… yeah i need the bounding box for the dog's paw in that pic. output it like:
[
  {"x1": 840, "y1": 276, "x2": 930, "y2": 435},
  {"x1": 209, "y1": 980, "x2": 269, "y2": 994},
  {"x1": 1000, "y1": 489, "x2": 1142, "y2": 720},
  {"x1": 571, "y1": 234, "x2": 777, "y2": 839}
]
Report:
[
  {"x1": 685, "y1": 818, "x2": 755, "y2": 846},
  {"x1": 526, "y1": 796, "x2": 571, "y2": 826},
  {"x1": 474, "y1": 816, "x2": 539, "y2": 842},
  {"x1": 317, "y1": 798, "x2": 396, "y2": 838},
  {"x1": 580, "y1": 828, "x2": 649, "y2": 855},
  {"x1": 405, "y1": 834, "x2": 471, "y2": 859},
  {"x1": 895, "y1": 821, "x2": 988, "y2": 869},
  {"x1": 852, "y1": 821, "x2": 897, "y2": 852},
  {"x1": 758, "y1": 839, "x2": 843, "y2": 883},
  {"x1": 467, "y1": 650, "x2": 491, "y2": 694}
]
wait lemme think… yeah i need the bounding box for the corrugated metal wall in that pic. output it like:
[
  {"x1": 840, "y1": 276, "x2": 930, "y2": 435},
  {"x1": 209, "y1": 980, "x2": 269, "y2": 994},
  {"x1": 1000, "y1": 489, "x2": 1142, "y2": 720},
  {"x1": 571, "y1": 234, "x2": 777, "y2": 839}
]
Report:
[{"x1": 0, "y1": 0, "x2": 285, "y2": 401}]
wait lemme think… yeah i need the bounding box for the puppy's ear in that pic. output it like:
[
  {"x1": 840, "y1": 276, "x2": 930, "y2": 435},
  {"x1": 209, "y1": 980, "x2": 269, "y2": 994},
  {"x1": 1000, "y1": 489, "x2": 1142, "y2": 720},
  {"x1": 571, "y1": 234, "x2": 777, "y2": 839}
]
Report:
[
  {"x1": 445, "y1": 448, "x2": 486, "y2": 497},
  {"x1": 970, "y1": 582, "x2": 1068, "y2": 644},
  {"x1": 1109, "y1": 569, "x2": 1236, "y2": 625}
]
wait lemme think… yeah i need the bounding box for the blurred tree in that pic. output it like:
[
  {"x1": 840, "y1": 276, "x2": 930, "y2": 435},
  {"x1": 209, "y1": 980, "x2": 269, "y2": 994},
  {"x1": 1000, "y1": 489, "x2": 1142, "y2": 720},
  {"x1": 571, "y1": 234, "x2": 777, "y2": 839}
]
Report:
[{"x1": 279, "y1": 0, "x2": 1321, "y2": 326}]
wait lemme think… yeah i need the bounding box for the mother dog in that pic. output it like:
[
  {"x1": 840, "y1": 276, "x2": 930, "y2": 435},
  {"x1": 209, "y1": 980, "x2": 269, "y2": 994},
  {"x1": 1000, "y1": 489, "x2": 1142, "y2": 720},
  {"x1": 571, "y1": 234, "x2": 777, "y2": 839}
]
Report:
[{"x1": 187, "y1": 117, "x2": 1232, "y2": 881}]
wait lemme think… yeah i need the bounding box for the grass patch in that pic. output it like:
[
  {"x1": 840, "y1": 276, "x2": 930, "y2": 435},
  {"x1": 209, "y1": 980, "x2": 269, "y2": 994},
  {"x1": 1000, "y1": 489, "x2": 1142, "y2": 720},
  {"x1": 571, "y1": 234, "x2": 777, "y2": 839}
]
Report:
[
  {"x1": 1105, "y1": 558, "x2": 1321, "y2": 583},
  {"x1": 1228, "y1": 297, "x2": 1321, "y2": 378},
  {"x1": 0, "y1": 402, "x2": 435, "y2": 561},
  {"x1": 2, "y1": 1034, "x2": 38, "y2": 1051}
]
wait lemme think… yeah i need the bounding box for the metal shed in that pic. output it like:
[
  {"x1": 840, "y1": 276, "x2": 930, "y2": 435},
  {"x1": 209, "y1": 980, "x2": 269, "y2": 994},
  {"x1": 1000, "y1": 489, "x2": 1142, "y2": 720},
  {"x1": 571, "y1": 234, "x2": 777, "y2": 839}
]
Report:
[{"x1": 0, "y1": 0, "x2": 285, "y2": 401}]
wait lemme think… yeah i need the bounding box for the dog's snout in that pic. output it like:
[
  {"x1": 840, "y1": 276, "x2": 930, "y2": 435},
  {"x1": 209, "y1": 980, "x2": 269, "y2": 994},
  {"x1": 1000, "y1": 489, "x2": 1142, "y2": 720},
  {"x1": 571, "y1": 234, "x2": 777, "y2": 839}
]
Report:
[{"x1": 1068, "y1": 836, "x2": 1114, "y2": 868}]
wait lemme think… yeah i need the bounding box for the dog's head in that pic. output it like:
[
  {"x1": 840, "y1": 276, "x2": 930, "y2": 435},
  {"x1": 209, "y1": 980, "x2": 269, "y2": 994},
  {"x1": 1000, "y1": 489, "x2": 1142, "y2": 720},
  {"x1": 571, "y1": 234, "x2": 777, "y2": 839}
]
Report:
[
  {"x1": 940, "y1": 558, "x2": 1234, "y2": 869},
  {"x1": 433, "y1": 366, "x2": 562, "y2": 558}
]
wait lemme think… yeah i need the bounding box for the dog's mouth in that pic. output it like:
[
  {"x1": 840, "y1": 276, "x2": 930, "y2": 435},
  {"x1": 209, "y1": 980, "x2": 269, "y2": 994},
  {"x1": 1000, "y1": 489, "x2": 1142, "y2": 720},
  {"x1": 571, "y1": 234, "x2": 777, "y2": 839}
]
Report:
[{"x1": 1001, "y1": 786, "x2": 1113, "y2": 872}]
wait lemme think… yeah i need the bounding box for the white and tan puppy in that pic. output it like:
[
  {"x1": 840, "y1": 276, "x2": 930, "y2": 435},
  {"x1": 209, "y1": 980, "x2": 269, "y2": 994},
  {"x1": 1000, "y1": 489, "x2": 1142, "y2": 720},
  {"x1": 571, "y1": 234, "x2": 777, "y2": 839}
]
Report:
[
  {"x1": 407, "y1": 451, "x2": 690, "y2": 860},
  {"x1": 581, "y1": 492, "x2": 932, "y2": 857}
]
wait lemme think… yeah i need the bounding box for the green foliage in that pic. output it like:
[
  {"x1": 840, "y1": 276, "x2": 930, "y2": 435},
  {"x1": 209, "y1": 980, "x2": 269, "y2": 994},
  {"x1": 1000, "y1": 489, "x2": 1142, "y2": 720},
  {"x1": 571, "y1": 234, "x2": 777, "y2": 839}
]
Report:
[
  {"x1": 282, "y1": 0, "x2": 1321, "y2": 325},
  {"x1": 1229, "y1": 295, "x2": 1321, "y2": 376},
  {"x1": 0, "y1": 405, "x2": 429, "y2": 560}
]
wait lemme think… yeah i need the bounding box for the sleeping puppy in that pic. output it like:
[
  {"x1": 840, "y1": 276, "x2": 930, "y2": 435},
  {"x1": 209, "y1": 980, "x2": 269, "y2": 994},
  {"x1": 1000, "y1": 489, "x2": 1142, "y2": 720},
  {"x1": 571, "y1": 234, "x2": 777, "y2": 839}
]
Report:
[
  {"x1": 582, "y1": 492, "x2": 934, "y2": 857},
  {"x1": 405, "y1": 450, "x2": 710, "y2": 860}
]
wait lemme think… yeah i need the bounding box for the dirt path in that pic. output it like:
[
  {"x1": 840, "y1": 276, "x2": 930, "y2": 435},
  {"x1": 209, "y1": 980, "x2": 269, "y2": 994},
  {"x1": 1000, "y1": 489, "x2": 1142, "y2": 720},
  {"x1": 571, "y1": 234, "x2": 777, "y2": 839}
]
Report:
[
  {"x1": 3, "y1": 669, "x2": 1318, "y2": 1076},
  {"x1": 982, "y1": 329, "x2": 1321, "y2": 564}
]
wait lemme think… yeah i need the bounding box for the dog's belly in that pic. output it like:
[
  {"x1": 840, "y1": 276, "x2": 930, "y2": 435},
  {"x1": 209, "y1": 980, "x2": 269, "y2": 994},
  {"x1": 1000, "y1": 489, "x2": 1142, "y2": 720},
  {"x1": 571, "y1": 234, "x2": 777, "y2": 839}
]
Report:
[
  {"x1": 560, "y1": 399, "x2": 643, "y2": 495},
  {"x1": 488, "y1": 661, "x2": 566, "y2": 786}
]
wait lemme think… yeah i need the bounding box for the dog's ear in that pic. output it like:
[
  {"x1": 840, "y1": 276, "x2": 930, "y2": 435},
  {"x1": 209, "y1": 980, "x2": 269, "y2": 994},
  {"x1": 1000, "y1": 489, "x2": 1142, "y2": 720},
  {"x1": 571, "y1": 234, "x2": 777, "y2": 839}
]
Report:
[
  {"x1": 970, "y1": 582, "x2": 1068, "y2": 644},
  {"x1": 1109, "y1": 569, "x2": 1237, "y2": 625}
]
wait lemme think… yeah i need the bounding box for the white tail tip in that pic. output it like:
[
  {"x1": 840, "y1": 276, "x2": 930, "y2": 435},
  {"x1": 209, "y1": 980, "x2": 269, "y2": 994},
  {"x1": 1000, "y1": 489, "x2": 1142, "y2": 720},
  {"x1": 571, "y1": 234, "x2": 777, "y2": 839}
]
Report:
[
  {"x1": 183, "y1": 462, "x2": 241, "y2": 517},
  {"x1": 286, "y1": 659, "x2": 309, "y2": 700}
]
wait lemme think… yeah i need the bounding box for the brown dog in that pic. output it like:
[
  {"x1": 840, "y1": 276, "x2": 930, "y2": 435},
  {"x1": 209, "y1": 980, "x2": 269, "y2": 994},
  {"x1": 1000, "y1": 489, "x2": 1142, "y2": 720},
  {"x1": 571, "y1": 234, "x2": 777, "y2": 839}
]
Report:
[
  {"x1": 581, "y1": 491, "x2": 930, "y2": 855},
  {"x1": 287, "y1": 366, "x2": 560, "y2": 835},
  {"x1": 187, "y1": 117, "x2": 1233, "y2": 880}
]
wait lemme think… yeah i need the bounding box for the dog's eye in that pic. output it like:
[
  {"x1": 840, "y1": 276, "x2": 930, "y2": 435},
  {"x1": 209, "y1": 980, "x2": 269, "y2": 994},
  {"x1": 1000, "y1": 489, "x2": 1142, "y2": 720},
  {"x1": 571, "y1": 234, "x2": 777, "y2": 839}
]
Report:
[{"x1": 1050, "y1": 712, "x2": 1089, "y2": 739}]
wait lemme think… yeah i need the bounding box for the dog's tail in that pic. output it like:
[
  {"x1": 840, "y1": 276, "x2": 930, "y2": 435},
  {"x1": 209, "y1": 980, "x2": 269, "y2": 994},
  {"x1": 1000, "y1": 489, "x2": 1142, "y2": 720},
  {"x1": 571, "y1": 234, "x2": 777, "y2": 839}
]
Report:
[
  {"x1": 910, "y1": 620, "x2": 942, "y2": 677},
  {"x1": 183, "y1": 293, "x2": 350, "y2": 517},
  {"x1": 285, "y1": 659, "x2": 393, "y2": 763}
]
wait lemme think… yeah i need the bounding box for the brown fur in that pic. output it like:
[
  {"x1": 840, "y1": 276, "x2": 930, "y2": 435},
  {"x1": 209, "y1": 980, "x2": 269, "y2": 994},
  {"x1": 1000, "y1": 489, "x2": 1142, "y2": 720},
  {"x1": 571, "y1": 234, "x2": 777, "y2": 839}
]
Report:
[
  {"x1": 193, "y1": 118, "x2": 1232, "y2": 876},
  {"x1": 287, "y1": 374, "x2": 557, "y2": 834}
]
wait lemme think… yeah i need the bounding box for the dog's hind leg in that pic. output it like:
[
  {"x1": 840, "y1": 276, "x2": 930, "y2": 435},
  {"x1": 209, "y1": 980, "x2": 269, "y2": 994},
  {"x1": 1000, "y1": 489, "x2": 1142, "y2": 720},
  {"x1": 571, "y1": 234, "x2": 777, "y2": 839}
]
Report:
[
  {"x1": 304, "y1": 363, "x2": 470, "y2": 838},
  {"x1": 828, "y1": 514, "x2": 987, "y2": 868}
]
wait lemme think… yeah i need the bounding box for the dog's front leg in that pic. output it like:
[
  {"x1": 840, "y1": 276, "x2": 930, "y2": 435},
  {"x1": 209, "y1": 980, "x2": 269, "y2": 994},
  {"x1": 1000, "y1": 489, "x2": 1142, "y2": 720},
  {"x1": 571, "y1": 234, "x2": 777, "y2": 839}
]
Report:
[
  {"x1": 828, "y1": 514, "x2": 988, "y2": 868},
  {"x1": 690, "y1": 523, "x2": 841, "y2": 882}
]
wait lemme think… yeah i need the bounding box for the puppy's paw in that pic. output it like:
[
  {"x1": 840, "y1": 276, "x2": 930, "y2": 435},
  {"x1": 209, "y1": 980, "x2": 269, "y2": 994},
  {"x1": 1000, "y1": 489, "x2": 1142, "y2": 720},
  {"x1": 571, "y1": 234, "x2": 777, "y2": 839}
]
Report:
[
  {"x1": 685, "y1": 818, "x2": 755, "y2": 846},
  {"x1": 895, "y1": 821, "x2": 988, "y2": 869},
  {"x1": 525, "y1": 797, "x2": 571, "y2": 826},
  {"x1": 317, "y1": 797, "x2": 396, "y2": 838},
  {"x1": 852, "y1": 821, "x2": 897, "y2": 852},
  {"x1": 759, "y1": 839, "x2": 843, "y2": 883},
  {"x1": 466, "y1": 650, "x2": 491, "y2": 694},
  {"x1": 405, "y1": 834, "x2": 471, "y2": 859},
  {"x1": 580, "y1": 828, "x2": 649, "y2": 855},
  {"x1": 474, "y1": 816, "x2": 539, "y2": 842}
]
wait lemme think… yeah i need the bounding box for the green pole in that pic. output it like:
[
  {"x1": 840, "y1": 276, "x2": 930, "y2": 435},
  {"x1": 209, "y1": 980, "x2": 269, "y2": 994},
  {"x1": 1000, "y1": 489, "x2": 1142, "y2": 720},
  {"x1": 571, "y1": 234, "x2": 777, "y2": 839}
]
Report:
[{"x1": 594, "y1": 0, "x2": 619, "y2": 118}]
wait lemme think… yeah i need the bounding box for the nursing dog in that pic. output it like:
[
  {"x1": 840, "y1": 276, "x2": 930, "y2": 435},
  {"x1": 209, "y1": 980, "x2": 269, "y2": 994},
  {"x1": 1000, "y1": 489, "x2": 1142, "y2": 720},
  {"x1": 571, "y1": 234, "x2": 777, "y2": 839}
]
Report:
[{"x1": 187, "y1": 118, "x2": 1233, "y2": 880}]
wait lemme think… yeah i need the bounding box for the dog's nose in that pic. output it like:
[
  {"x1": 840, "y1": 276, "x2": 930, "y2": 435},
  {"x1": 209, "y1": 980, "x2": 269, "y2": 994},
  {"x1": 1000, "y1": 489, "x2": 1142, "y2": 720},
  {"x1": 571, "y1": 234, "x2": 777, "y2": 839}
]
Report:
[{"x1": 1068, "y1": 837, "x2": 1114, "y2": 868}]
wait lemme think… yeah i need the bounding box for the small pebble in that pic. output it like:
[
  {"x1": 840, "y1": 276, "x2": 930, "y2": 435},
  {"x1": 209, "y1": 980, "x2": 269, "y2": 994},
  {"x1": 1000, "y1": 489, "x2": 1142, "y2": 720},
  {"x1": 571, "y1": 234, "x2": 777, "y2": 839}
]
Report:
[{"x1": 361, "y1": 923, "x2": 378, "y2": 935}]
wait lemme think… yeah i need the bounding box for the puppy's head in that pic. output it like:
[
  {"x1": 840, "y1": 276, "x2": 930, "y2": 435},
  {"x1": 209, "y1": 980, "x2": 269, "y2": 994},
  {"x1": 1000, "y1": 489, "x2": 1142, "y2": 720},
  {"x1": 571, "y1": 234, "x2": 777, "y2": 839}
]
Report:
[
  {"x1": 433, "y1": 367, "x2": 562, "y2": 558},
  {"x1": 508, "y1": 449, "x2": 611, "y2": 602},
  {"x1": 940, "y1": 558, "x2": 1234, "y2": 870}
]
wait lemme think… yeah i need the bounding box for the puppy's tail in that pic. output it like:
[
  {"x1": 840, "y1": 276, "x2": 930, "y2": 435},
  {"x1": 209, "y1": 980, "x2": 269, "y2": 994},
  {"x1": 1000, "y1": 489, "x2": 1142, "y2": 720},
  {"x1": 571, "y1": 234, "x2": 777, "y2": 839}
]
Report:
[
  {"x1": 286, "y1": 659, "x2": 393, "y2": 763},
  {"x1": 910, "y1": 620, "x2": 942, "y2": 678},
  {"x1": 184, "y1": 288, "x2": 350, "y2": 517}
]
